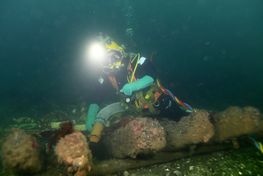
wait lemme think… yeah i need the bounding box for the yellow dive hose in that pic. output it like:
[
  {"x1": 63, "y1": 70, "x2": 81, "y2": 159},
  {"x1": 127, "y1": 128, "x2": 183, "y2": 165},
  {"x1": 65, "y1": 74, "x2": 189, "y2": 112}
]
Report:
[{"x1": 129, "y1": 53, "x2": 140, "y2": 83}]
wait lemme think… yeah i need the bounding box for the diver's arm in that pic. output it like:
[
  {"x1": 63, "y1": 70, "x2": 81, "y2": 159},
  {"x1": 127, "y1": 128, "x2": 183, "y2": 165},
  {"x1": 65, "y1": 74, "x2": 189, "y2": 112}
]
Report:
[
  {"x1": 120, "y1": 53, "x2": 157, "y2": 96},
  {"x1": 108, "y1": 74, "x2": 119, "y2": 91}
]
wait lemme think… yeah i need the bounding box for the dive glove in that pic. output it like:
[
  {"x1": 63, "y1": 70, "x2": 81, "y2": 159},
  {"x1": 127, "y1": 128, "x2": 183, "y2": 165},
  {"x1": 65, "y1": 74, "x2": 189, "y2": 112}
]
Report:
[{"x1": 120, "y1": 75, "x2": 154, "y2": 96}]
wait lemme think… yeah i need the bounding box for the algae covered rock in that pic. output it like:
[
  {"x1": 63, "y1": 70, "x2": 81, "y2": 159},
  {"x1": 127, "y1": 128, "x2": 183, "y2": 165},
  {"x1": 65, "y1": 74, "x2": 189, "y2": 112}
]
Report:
[
  {"x1": 213, "y1": 106, "x2": 261, "y2": 141},
  {"x1": 161, "y1": 110, "x2": 215, "y2": 150},
  {"x1": 1, "y1": 128, "x2": 42, "y2": 174},
  {"x1": 104, "y1": 117, "x2": 166, "y2": 158},
  {"x1": 55, "y1": 131, "x2": 92, "y2": 176}
]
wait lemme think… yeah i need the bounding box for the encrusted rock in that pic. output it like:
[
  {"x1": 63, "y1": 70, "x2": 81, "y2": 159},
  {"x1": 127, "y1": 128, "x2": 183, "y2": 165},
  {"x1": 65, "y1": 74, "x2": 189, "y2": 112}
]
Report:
[
  {"x1": 104, "y1": 117, "x2": 166, "y2": 158},
  {"x1": 161, "y1": 110, "x2": 215, "y2": 150},
  {"x1": 213, "y1": 106, "x2": 261, "y2": 141},
  {"x1": 55, "y1": 132, "x2": 92, "y2": 176},
  {"x1": 1, "y1": 128, "x2": 42, "y2": 174}
]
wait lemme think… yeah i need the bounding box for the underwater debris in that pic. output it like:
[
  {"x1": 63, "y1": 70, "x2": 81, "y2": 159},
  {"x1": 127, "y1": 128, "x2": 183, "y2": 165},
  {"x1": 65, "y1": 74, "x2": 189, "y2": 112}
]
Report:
[
  {"x1": 40, "y1": 120, "x2": 74, "y2": 152},
  {"x1": 104, "y1": 117, "x2": 166, "y2": 158},
  {"x1": 9, "y1": 116, "x2": 38, "y2": 130},
  {"x1": 55, "y1": 132, "x2": 92, "y2": 176},
  {"x1": 1, "y1": 128, "x2": 42, "y2": 174},
  {"x1": 161, "y1": 109, "x2": 215, "y2": 150},
  {"x1": 43, "y1": 110, "x2": 70, "y2": 121},
  {"x1": 213, "y1": 106, "x2": 261, "y2": 141}
]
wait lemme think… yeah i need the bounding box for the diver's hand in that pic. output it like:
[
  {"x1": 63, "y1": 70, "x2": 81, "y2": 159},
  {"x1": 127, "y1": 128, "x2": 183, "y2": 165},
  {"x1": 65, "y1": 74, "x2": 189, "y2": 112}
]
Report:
[{"x1": 120, "y1": 83, "x2": 133, "y2": 96}]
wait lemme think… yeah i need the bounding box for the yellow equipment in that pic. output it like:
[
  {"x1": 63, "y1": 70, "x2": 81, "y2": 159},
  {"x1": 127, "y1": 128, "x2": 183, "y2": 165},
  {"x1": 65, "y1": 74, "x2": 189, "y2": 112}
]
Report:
[
  {"x1": 101, "y1": 36, "x2": 126, "y2": 71},
  {"x1": 89, "y1": 122, "x2": 104, "y2": 143},
  {"x1": 50, "y1": 121, "x2": 86, "y2": 131},
  {"x1": 105, "y1": 40, "x2": 124, "y2": 53}
]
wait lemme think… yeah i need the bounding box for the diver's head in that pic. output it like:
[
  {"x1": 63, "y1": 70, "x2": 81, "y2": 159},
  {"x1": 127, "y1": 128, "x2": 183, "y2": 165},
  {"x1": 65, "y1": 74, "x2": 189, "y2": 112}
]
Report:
[{"x1": 87, "y1": 34, "x2": 125, "y2": 73}]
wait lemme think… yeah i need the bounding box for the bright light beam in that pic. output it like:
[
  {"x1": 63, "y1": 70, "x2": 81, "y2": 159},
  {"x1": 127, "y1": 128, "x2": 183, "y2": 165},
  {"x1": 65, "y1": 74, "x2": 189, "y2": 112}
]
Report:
[{"x1": 85, "y1": 42, "x2": 107, "y2": 66}]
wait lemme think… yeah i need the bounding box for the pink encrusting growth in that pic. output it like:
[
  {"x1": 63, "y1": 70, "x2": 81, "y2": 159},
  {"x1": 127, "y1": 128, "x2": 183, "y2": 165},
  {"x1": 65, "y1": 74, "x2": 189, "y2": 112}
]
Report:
[
  {"x1": 55, "y1": 132, "x2": 92, "y2": 176},
  {"x1": 105, "y1": 117, "x2": 166, "y2": 158}
]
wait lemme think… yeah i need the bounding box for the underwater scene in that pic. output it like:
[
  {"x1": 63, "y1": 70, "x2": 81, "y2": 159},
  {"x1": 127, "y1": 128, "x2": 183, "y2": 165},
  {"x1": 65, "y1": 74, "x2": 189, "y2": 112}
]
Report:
[{"x1": 0, "y1": 0, "x2": 263, "y2": 175}]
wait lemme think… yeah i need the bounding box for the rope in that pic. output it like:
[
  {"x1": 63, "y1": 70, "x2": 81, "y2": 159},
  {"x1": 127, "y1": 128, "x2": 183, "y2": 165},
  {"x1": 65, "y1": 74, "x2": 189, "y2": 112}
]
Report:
[{"x1": 157, "y1": 80, "x2": 193, "y2": 113}]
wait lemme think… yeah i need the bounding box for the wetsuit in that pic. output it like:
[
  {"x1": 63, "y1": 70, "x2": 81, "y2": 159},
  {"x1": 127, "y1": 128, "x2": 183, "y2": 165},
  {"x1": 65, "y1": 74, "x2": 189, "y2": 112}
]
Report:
[{"x1": 104, "y1": 54, "x2": 186, "y2": 120}]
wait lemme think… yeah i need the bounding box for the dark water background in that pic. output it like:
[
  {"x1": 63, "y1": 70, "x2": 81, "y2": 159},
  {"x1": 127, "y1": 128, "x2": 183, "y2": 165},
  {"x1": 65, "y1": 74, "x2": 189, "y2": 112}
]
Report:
[{"x1": 0, "y1": 0, "x2": 263, "y2": 120}]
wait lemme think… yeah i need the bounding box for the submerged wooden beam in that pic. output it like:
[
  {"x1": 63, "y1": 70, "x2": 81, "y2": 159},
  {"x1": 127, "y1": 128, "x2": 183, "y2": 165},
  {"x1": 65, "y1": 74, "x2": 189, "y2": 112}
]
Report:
[{"x1": 90, "y1": 143, "x2": 232, "y2": 176}]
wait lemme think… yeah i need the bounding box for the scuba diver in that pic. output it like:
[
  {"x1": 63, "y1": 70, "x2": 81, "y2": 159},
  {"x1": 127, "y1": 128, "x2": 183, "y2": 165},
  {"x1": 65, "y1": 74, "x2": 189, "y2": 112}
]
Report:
[{"x1": 87, "y1": 34, "x2": 193, "y2": 143}]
